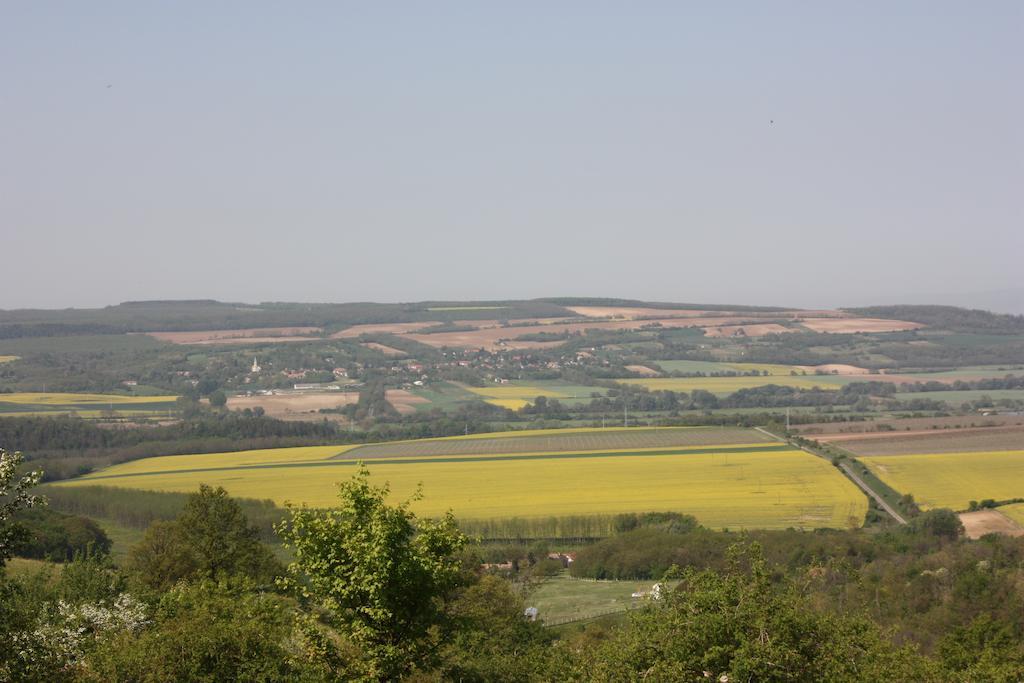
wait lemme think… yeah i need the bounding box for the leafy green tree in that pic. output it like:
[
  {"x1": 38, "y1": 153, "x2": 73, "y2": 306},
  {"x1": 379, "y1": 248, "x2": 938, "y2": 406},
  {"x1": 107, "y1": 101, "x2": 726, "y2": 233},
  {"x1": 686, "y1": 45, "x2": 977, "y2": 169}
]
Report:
[
  {"x1": 912, "y1": 508, "x2": 964, "y2": 540},
  {"x1": 437, "y1": 574, "x2": 552, "y2": 682},
  {"x1": 572, "y1": 542, "x2": 939, "y2": 682},
  {"x1": 276, "y1": 465, "x2": 467, "y2": 680},
  {"x1": 177, "y1": 484, "x2": 278, "y2": 580},
  {"x1": 126, "y1": 486, "x2": 280, "y2": 590},
  {"x1": 126, "y1": 520, "x2": 198, "y2": 591},
  {"x1": 938, "y1": 614, "x2": 1024, "y2": 680},
  {"x1": 83, "y1": 582, "x2": 308, "y2": 682},
  {"x1": 0, "y1": 448, "x2": 44, "y2": 567}
]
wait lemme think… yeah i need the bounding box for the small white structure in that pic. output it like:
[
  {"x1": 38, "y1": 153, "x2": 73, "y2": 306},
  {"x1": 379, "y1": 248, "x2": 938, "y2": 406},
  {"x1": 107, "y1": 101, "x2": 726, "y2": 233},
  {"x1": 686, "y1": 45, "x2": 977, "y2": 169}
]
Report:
[
  {"x1": 524, "y1": 607, "x2": 538, "y2": 622},
  {"x1": 251, "y1": 357, "x2": 261, "y2": 373}
]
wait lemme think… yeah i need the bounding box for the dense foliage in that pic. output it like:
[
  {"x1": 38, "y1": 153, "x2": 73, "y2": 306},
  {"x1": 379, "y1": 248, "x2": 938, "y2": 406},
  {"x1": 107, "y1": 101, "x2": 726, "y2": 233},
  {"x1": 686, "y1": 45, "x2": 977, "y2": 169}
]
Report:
[{"x1": 6, "y1": 465, "x2": 1024, "y2": 680}]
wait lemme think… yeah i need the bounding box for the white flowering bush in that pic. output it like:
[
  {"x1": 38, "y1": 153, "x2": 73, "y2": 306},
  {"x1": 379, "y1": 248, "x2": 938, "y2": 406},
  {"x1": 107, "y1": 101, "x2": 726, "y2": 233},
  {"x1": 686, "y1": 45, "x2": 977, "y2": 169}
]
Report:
[{"x1": 7, "y1": 593, "x2": 150, "y2": 680}]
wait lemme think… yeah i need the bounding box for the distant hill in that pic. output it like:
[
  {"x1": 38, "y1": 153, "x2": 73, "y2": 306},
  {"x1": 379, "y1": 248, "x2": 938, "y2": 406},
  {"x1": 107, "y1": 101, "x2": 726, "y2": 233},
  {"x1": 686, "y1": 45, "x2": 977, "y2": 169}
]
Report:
[{"x1": 848, "y1": 305, "x2": 1024, "y2": 334}]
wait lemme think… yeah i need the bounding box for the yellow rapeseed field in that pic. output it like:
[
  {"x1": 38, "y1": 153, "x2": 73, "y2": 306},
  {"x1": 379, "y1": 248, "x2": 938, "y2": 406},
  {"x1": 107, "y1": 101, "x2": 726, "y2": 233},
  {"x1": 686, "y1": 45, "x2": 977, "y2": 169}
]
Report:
[
  {"x1": 620, "y1": 376, "x2": 844, "y2": 395},
  {"x1": 0, "y1": 392, "x2": 179, "y2": 405},
  {"x1": 0, "y1": 356, "x2": 18, "y2": 364},
  {"x1": 60, "y1": 439, "x2": 866, "y2": 530},
  {"x1": 72, "y1": 445, "x2": 355, "y2": 478},
  {"x1": 996, "y1": 503, "x2": 1024, "y2": 528},
  {"x1": 461, "y1": 383, "x2": 572, "y2": 409},
  {"x1": 484, "y1": 398, "x2": 531, "y2": 410},
  {"x1": 860, "y1": 450, "x2": 1024, "y2": 511}
]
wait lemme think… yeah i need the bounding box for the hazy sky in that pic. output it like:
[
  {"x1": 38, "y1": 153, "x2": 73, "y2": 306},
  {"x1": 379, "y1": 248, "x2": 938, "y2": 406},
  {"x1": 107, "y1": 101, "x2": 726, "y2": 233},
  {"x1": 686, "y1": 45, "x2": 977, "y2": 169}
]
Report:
[{"x1": 2, "y1": 2, "x2": 1021, "y2": 310}]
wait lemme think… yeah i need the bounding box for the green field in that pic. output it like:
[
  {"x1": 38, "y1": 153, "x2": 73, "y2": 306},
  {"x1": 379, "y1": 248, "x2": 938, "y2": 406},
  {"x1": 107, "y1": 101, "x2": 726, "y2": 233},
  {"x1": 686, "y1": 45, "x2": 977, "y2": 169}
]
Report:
[
  {"x1": 893, "y1": 389, "x2": 1024, "y2": 405},
  {"x1": 528, "y1": 573, "x2": 660, "y2": 624},
  {"x1": 57, "y1": 428, "x2": 866, "y2": 530},
  {"x1": 0, "y1": 391, "x2": 179, "y2": 416},
  {"x1": 461, "y1": 380, "x2": 606, "y2": 409},
  {"x1": 860, "y1": 450, "x2": 1024, "y2": 511}
]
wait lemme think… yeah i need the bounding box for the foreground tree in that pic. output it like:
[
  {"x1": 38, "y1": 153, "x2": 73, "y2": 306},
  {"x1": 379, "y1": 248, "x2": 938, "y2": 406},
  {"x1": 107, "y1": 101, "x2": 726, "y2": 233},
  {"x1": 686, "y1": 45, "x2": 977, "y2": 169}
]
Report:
[
  {"x1": 568, "y1": 542, "x2": 942, "y2": 682},
  {"x1": 0, "y1": 448, "x2": 44, "y2": 567},
  {"x1": 127, "y1": 485, "x2": 280, "y2": 590},
  {"x1": 276, "y1": 465, "x2": 467, "y2": 680}
]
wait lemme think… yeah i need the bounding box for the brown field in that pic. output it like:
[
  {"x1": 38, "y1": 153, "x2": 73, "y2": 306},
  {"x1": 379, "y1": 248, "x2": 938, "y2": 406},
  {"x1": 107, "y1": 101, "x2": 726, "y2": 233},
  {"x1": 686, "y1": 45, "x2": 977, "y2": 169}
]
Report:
[
  {"x1": 796, "y1": 415, "x2": 1024, "y2": 436},
  {"x1": 798, "y1": 317, "x2": 924, "y2": 334},
  {"x1": 146, "y1": 327, "x2": 322, "y2": 344},
  {"x1": 362, "y1": 342, "x2": 407, "y2": 356},
  {"x1": 625, "y1": 364, "x2": 660, "y2": 376},
  {"x1": 703, "y1": 323, "x2": 793, "y2": 337},
  {"x1": 820, "y1": 425, "x2": 1024, "y2": 457},
  {"x1": 332, "y1": 322, "x2": 439, "y2": 337},
  {"x1": 958, "y1": 510, "x2": 1024, "y2": 539},
  {"x1": 566, "y1": 306, "x2": 849, "y2": 321},
  {"x1": 451, "y1": 317, "x2": 576, "y2": 328},
  {"x1": 795, "y1": 364, "x2": 871, "y2": 375},
  {"x1": 566, "y1": 306, "x2": 712, "y2": 319},
  {"x1": 405, "y1": 316, "x2": 764, "y2": 350},
  {"x1": 226, "y1": 391, "x2": 358, "y2": 417},
  {"x1": 384, "y1": 389, "x2": 431, "y2": 414}
]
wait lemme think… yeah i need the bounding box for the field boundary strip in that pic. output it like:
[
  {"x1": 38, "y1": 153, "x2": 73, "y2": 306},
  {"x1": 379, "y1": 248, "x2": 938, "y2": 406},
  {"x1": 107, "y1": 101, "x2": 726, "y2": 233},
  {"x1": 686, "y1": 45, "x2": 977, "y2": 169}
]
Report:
[
  {"x1": 341, "y1": 427, "x2": 771, "y2": 459},
  {"x1": 334, "y1": 442, "x2": 777, "y2": 464},
  {"x1": 67, "y1": 444, "x2": 796, "y2": 483}
]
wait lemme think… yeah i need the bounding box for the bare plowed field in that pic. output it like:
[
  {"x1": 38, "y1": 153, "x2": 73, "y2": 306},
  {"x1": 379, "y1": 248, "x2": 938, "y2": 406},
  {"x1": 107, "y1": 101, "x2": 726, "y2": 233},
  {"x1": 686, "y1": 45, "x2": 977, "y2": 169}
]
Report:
[
  {"x1": 362, "y1": 342, "x2": 407, "y2": 356},
  {"x1": 625, "y1": 365, "x2": 660, "y2": 376},
  {"x1": 340, "y1": 426, "x2": 773, "y2": 460},
  {"x1": 959, "y1": 510, "x2": 1024, "y2": 539},
  {"x1": 703, "y1": 324, "x2": 793, "y2": 337},
  {"x1": 824, "y1": 426, "x2": 1024, "y2": 456},
  {"x1": 796, "y1": 415, "x2": 1024, "y2": 436},
  {"x1": 798, "y1": 318, "x2": 923, "y2": 333},
  {"x1": 332, "y1": 322, "x2": 439, "y2": 337},
  {"x1": 227, "y1": 392, "x2": 358, "y2": 417},
  {"x1": 566, "y1": 306, "x2": 712, "y2": 319},
  {"x1": 405, "y1": 317, "x2": 757, "y2": 350},
  {"x1": 384, "y1": 389, "x2": 431, "y2": 414}
]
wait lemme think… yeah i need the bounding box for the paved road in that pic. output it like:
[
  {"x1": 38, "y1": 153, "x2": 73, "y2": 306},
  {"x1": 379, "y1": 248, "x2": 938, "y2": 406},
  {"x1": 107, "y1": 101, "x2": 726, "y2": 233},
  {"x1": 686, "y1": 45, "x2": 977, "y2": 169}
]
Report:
[
  {"x1": 754, "y1": 426, "x2": 907, "y2": 525},
  {"x1": 839, "y1": 461, "x2": 907, "y2": 525}
]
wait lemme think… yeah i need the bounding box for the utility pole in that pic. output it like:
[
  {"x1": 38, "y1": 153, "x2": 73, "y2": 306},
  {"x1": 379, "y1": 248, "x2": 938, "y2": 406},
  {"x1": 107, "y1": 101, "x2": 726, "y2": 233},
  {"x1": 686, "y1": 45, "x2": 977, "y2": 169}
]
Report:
[
  {"x1": 786, "y1": 407, "x2": 790, "y2": 432},
  {"x1": 623, "y1": 399, "x2": 628, "y2": 428}
]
